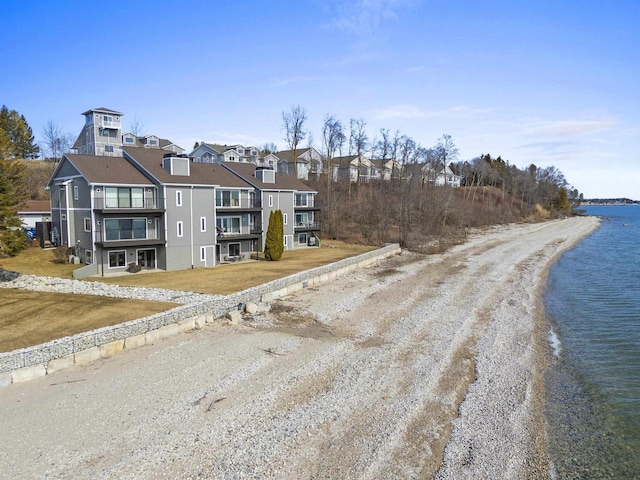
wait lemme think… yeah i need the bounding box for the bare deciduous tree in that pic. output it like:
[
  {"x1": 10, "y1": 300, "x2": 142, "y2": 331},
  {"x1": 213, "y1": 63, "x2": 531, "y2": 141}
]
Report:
[
  {"x1": 129, "y1": 116, "x2": 145, "y2": 137},
  {"x1": 41, "y1": 121, "x2": 74, "y2": 165},
  {"x1": 282, "y1": 105, "x2": 307, "y2": 177}
]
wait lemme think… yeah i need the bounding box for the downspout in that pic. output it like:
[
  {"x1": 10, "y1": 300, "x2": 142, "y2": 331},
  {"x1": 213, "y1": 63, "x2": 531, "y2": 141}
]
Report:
[
  {"x1": 190, "y1": 186, "x2": 194, "y2": 268},
  {"x1": 63, "y1": 179, "x2": 73, "y2": 247}
]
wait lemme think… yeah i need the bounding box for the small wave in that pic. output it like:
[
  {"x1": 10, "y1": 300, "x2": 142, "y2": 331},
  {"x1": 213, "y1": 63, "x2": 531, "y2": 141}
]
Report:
[{"x1": 548, "y1": 327, "x2": 562, "y2": 358}]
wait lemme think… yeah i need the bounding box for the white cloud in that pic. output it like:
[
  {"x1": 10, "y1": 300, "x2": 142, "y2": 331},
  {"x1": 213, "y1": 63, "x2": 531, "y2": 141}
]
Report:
[
  {"x1": 519, "y1": 117, "x2": 616, "y2": 137},
  {"x1": 326, "y1": 0, "x2": 417, "y2": 37}
]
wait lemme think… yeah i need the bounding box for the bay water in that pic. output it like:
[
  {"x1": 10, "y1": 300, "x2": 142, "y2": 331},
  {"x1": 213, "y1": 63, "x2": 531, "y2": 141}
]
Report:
[{"x1": 544, "y1": 205, "x2": 640, "y2": 478}]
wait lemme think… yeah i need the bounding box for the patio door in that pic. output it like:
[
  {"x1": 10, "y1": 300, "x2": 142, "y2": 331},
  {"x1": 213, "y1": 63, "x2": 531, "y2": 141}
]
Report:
[{"x1": 137, "y1": 249, "x2": 156, "y2": 269}]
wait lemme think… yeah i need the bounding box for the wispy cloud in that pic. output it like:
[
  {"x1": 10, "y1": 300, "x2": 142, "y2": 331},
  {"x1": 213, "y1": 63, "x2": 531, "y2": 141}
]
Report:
[
  {"x1": 371, "y1": 103, "x2": 491, "y2": 121},
  {"x1": 325, "y1": 0, "x2": 418, "y2": 38},
  {"x1": 519, "y1": 117, "x2": 616, "y2": 137}
]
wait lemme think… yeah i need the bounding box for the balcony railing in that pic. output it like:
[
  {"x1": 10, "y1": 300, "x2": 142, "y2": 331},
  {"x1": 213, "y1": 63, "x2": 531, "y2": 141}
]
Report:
[
  {"x1": 294, "y1": 221, "x2": 321, "y2": 231},
  {"x1": 95, "y1": 228, "x2": 162, "y2": 244},
  {"x1": 215, "y1": 199, "x2": 262, "y2": 209},
  {"x1": 216, "y1": 227, "x2": 262, "y2": 239},
  {"x1": 93, "y1": 197, "x2": 164, "y2": 211},
  {"x1": 101, "y1": 120, "x2": 120, "y2": 129}
]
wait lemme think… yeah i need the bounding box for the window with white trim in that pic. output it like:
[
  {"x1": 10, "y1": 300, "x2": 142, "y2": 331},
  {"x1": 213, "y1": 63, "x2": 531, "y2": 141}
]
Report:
[
  {"x1": 298, "y1": 233, "x2": 308, "y2": 245},
  {"x1": 283, "y1": 213, "x2": 288, "y2": 225},
  {"x1": 176, "y1": 190, "x2": 183, "y2": 206},
  {"x1": 74, "y1": 185, "x2": 79, "y2": 200},
  {"x1": 84, "y1": 218, "x2": 91, "y2": 232},
  {"x1": 284, "y1": 235, "x2": 288, "y2": 247},
  {"x1": 177, "y1": 221, "x2": 183, "y2": 237},
  {"x1": 216, "y1": 217, "x2": 241, "y2": 234},
  {"x1": 268, "y1": 195, "x2": 273, "y2": 207},
  {"x1": 200, "y1": 246, "x2": 206, "y2": 262},
  {"x1": 200, "y1": 217, "x2": 206, "y2": 232}
]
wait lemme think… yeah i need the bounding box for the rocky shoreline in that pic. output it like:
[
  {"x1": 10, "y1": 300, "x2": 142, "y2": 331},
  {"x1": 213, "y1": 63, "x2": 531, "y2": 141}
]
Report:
[{"x1": 0, "y1": 217, "x2": 600, "y2": 479}]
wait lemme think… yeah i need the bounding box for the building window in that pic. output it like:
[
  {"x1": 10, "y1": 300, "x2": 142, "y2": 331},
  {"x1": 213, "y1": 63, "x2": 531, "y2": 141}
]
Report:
[
  {"x1": 200, "y1": 246, "x2": 206, "y2": 262},
  {"x1": 108, "y1": 251, "x2": 126, "y2": 268},
  {"x1": 105, "y1": 145, "x2": 114, "y2": 153},
  {"x1": 84, "y1": 218, "x2": 91, "y2": 232},
  {"x1": 229, "y1": 243, "x2": 240, "y2": 257},
  {"x1": 298, "y1": 233, "x2": 308, "y2": 245},
  {"x1": 283, "y1": 235, "x2": 288, "y2": 247},
  {"x1": 216, "y1": 217, "x2": 241, "y2": 234},
  {"x1": 125, "y1": 136, "x2": 135, "y2": 144},
  {"x1": 200, "y1": 217, "x2": 206, "y2": 232},
  {"x1": 296, "y1": 212, "x2": 312, "y2": 227},
  {"x1": 177, "y1": 221, "x2": 183, "y2": 237},
  {"x1": 215, "y1": 190, "x2": 239, "y2": 207},
  {"x1": 61, "y1": 214, "x2": 66, "y2": 221},
  {"x1": 148, "y1": 139, "x2": 157, "y2": 145},
  {"x1": 295, "y1": 193, "x2": 308, "y2": 207},
  {"x1": 104, "y1": 218, "x2": 147, "y2": 241},
  {"x1": 176, "y1": 190, "x2": 182, "y2": 206},
  {"x1": 74, "y1": 185, "x2": 79, "y2": 200},
  {"x1": 283, "y1": 213, "x2": 288, "y2": 225},
  {"x1": 85, "y1": 249, "x2": 93, "y2": 264},
  {"x1": 105, "y1": 187, "x2": 144, "y2": 208},
  {"x1": 268, "y1": 195, "x2": 273, "y2": 207}
]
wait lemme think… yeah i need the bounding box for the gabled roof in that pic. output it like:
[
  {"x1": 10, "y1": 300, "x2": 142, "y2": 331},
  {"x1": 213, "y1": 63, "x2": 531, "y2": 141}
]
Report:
[
  {"x1": 275, "y1": 148, "x2": 311, "y2": 163},
  {"x1": 222, "y1": 162, "x2": 315, "y2": 192},
  {"x1": 333, "y1": 154, "x2": 371, "y2": 168},
  {"x1": 19, "y1": 200, "x2": 51, "y2": 213},
  {"x1": 59, "y1": 154, "x2": 153, "y2": 185},
  {"x1": 82, "y1": 107, "x2": 123, "y2": 116},
  {"x1": 123, "y1": 147, "x2": 251, "y2": 188}
]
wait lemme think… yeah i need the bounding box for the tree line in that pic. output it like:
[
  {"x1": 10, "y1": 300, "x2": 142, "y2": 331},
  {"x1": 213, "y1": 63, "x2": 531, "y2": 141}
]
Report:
[{"x1": 281, "y1": 105, "x2": 580, "y2": 249}]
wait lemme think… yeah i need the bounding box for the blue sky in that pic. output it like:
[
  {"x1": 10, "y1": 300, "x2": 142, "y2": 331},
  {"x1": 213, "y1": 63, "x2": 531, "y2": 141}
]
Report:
[{"x1": 2, "y1": 0, "x2": 639, "y2": 198}]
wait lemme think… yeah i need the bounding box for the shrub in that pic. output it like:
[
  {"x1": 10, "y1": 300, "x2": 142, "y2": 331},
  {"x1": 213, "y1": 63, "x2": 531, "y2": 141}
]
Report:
[
  {"x1": 52, "y1": 246, "x2": 70, "y2": 264},
  {"x1": 264, "y1": 210, "x2": 284, "y2": 261}
]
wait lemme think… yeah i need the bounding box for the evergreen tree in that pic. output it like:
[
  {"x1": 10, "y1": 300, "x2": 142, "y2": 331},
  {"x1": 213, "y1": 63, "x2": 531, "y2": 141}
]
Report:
[
  {"x1": 0, "y1": 158, "x2": 29, "y2": 255},
  {"x1": 264, "y1": 210, "x2": 284, "y2": 261},
  {"x1": 0, "y1": 105, "x2": 40, "y2": 159}
]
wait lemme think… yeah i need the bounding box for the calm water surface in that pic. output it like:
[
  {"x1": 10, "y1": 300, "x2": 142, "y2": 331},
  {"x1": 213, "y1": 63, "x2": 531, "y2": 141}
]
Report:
[{"x1": 544, "y1": 205, "x2": 640, "y2": 478}]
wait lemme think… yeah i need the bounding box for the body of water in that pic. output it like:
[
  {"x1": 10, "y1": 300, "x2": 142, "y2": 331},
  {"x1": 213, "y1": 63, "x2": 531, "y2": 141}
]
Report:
[{"x1": 544, "y1": 205, "x2": 640, "y2": 478}]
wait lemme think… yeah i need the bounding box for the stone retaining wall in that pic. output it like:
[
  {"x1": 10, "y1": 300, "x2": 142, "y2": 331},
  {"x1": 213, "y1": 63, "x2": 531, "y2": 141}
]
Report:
[{"x1": 0, "y1": 244, "x2": 400, "y2": 387}]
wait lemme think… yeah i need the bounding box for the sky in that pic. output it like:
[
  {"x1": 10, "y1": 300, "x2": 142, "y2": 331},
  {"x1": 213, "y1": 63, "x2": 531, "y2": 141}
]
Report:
[{"x1": 1, "y1": 0, "x2": 639, "y2": 199}]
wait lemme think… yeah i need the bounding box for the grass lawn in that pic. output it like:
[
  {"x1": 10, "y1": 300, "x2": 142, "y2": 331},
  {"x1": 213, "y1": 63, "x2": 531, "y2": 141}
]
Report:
[
  {"x1": 96, "y1": 241, "x2": 378, "y2": 295},
  {"x1": 0, "y1": 289, "x2": 176, "y2": 352},
  {"x1": 0, "y1": 246, "x2": 78, "y2": 279}
]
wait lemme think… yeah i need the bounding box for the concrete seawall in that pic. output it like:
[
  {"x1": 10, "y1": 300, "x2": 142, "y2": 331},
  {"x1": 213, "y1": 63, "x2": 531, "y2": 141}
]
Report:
[{"x1": 0, "y1": 244, "x2": 400, "y2": 387}]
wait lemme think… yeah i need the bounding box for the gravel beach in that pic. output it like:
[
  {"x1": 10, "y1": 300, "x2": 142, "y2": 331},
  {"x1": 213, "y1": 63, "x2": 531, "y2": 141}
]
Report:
[{"x1": 0, "y1": 216, "x2": 599, "y2": 479}]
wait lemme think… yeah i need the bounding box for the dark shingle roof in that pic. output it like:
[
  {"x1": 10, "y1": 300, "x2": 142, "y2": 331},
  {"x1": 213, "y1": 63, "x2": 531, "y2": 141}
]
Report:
[
  {"x1": 123, "y1": 147, "x2": 251, "y2": 188},
  {"x1": 64, "y1": 154, "x2": 153, "y2": 185},
  {"x1": 222, "y1": 162, "x2": 315, "y2": 192}
]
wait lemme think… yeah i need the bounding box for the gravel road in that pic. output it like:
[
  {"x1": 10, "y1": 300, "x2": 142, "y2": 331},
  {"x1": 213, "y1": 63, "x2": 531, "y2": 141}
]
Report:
[{"x1": 0, "y1": 217, "x2": 599, "y2": 479}]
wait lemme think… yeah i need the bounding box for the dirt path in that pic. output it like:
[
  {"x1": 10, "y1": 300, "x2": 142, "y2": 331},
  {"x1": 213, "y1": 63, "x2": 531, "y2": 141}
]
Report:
[{"x1": 0, "y1": 217, "x2": 599, "y2": 479}]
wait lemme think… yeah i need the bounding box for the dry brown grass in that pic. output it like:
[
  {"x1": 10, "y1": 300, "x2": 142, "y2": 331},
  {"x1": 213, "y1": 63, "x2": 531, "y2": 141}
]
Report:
[
  {"x1": 0, "y1": 289, "x2": 176, "y2": 352},
  {"x1": 95, "y1": 241, "x2": 377, "y2": 295},
  {"x1": 0, "y1": 246, "x2": 79, "y2": 278}
]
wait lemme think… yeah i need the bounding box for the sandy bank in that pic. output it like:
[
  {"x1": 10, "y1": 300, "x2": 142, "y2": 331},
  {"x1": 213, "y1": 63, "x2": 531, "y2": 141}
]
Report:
[{"x1": 0, "y1": 216, "x2": 600, "y2": 479}]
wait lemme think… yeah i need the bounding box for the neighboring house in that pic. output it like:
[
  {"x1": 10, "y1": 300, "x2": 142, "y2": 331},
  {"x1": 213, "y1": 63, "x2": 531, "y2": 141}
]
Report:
[
  {"x1": 275, "y1": 148, "x2": 325, "y2": 180},
  {"x1": 221, "y1": 162, "x2": 320, "y2": 250},
  {"x1": 422, "y1": 163, "x2": 461, "y2": 187},
  {"x1": 332, "y1": 155, "x2": 374, "y2": 183},
  {"x1": 73, "y1": 107, "x2": 124, "y2": 157},
  {"x1": 18, "y1": 200, "x2": 52, "y2": 229},
  {"x1": 73, "y1": 107, "x2": 183, "y2": 157},
  {"x1": 190, "y1": 143, "x2": 260, "y2": 164},
  {"x1": 371, "y1": 158, "x2": 401, "y2": 181}
]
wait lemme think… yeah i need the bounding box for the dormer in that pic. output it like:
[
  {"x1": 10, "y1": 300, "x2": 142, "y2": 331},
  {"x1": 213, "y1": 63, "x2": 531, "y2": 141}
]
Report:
[
  {"x1": 142, "y1": 135, "x2": 160, "y2": 148},
  {"x1": 255, "y1": 167, "x2": 275, "y2": 183},
  {"x1": 162, "y1": 153, "x2": 190, "y2": 176},
  {"x1": 122, "y1": 132, "x2": 138, "y2": 147}
]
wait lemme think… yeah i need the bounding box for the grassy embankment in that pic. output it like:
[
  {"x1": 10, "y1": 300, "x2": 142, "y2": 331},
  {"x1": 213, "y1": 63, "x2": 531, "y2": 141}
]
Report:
[{"x1": 0, "y1": 242, "x2": 376, "y2": 351}]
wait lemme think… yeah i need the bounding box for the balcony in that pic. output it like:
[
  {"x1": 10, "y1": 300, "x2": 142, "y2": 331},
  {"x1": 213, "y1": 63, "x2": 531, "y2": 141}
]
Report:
[
  {"x1": 93, "y1": 197, "x2": 165, "y2": 213},
  {"x1": 216, "y1": 199, "x2": 262, "y2": 213},
  {"x1": 294, "y1": 221, "x2": 321, "y2": 231},
  {"x1": 216, "y1": 227, "x2": 262, "y2": 241},
  {"x1": 94, "y1": 228, "x2": 164, "y2": 247},
  {"x1": 101, "y1": 119, "x2": 120, "y2": 129},
  {"x1": 293, "y1": 200, "x2": 322, "y2": 212}
]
